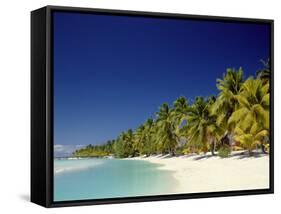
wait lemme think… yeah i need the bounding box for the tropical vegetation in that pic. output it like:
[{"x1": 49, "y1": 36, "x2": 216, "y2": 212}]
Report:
[{"x1": 74, "y1": 61, "x2": 271, "y2": 158}]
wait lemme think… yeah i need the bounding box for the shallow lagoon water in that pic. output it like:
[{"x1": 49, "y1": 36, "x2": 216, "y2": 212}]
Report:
[{"x1": 54, "y1": 158, "x2": 177, "y2": 201}]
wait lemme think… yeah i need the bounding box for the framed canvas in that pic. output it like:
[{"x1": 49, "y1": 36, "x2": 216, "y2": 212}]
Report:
[{"x1": 31, "y1": 5, "x2": 274, "y2": 207}]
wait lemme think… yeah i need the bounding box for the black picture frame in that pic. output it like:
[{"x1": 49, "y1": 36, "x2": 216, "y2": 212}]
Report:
[{"x1": 31, "y1": 5, "x2": 274, "y2": 208}]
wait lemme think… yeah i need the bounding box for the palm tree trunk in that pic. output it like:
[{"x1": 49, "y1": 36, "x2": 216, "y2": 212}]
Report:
[
  {"x1": 261, "y1": 144, "x2": 267, "y2": 154},
  {"x1": 169, "y1": 148, "x2": 175, "y2": 156},
  {"x1": 211, "y1": 140, "x2": 216, "y2": 156}
]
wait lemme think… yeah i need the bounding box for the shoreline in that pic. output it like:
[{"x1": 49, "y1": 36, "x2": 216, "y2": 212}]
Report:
[
  {"x1": 55, "y1": 152, "x2": 270, "y2": 194},
  {"x1": 129, "y1": 152, "x2": 270, "y2": 193}
]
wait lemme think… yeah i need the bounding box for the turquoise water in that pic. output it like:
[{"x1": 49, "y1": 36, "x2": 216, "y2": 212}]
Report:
[{"x1": 54, "y1": 158, "x2": 177, "y2": 201}]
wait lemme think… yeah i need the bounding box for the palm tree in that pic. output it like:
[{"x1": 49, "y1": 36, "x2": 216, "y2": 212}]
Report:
[
  {"x1": 172, "y1": 96, "x2": 190, "y2": 133},
  {"x1": 211, "y1": 68, "x2": 244, "y2": 148},
  {"x1": 133, "y1": 124, "x2": 146, "y2": 155},
  {"x1": 234, "y1": 127, "x2": 268, "y2": 155},
  {"x1": 184, "y1": 97, "x2": 222, "y2": 155},
  {"x1": 142, "y1": 118, "x2": 156, "y2": 156},
  {"x1": 155, "y1": 103, "x2": 178, "y2": 156},
  {"x1": 228, "y1": 78, "x2": 270, "y2": 154},
  {"x1": 104, "y1": 140, "x2": 114, "y2": 155},
  {"x1": 113, "y1": 134, "x2": 125, "y2": 158},
  {"x1": 256, "y1": 59, "x2": 270, "y2": 84},
  {"x1": 114, "y1": 129, "x2": 135, "y2": 158},
  {"x1": 125, "y1": 129, "x2": 135, "y2": 156},
  {"x1": 206, "y1": 97, "x2": 224, "y2": 155}
]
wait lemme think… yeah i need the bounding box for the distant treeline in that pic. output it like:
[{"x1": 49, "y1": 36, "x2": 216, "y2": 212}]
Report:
[
  {"x1": 73, "y1": 141, "x2": 115, "y2": 157},
  {"x1": 73, "y1": 60, "x2": 270, "y2": 158}
]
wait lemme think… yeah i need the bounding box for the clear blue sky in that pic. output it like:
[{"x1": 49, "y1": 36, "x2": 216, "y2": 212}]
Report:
[{"x1": 53, "y1": 11, "x2": 270, "y2": 153}]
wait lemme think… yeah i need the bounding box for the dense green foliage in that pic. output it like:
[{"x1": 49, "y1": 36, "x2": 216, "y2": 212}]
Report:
[
  {"x1": 74, "y1": 61, "x2": 270, "y2": 158},
  {"x1": 73, "y1": 140, "x2": 115, "y2": 157}
]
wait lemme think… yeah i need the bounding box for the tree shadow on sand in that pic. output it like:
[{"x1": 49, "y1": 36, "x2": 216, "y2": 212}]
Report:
[
  {"x1": 233, "y1": 152, "x2": 268, "y2": 159},
  {"x1": 191, "y1": 151, "x2": 267, "y2": 160},
  {"x1": 192, "y1": 154, "x2": 214, "y2": 160}
]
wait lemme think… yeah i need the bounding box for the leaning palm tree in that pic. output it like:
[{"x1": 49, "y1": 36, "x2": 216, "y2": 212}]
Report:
[
  {"x1": 211, "y1": 68, "x2": 244, "y2": 147},
  {"x1": 228, "y1": 78, "x2": 270, "y2": 154},
  {"x1": 155, "y1": 103, "x2": 178, "y2": 156}
]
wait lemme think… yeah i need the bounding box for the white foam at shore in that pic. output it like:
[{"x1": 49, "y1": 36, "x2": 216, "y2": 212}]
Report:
[{"x1": 54, "y1": 159, "x2": 103, "y2": 174}]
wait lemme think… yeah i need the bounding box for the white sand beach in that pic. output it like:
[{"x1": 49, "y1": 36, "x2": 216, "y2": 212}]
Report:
[{"x1": 131, "y1": 152, "x2": 270, "y2": 194}]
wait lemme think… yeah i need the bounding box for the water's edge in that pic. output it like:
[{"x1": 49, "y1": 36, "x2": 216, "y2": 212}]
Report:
[{"x1": 54, "y1": 158, "x2": 178, "y2": 201}]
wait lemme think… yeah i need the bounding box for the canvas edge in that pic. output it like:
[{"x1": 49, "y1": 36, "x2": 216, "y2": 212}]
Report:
[
  {"x1": 31, "y1": 7, "x2": 48, "y2": 207},
  {"x1": 30, "y1": 5, "x2": 274, "y2": 208}
]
